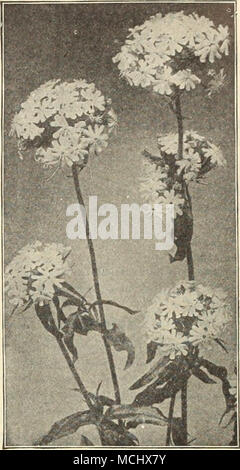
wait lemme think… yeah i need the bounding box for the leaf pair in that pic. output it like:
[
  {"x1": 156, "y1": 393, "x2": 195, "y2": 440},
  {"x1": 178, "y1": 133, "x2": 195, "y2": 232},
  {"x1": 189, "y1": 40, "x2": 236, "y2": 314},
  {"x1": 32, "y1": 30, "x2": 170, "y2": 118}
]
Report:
[
  {"x1": 34, "y1": 409, "x2": 97, "y2": 445},
  {"x1": 132, "y1": 359, "x2": 191, "y2": 407},
  {"x1": 34, "y1": 408, "x2": 139, "y2": 446}
]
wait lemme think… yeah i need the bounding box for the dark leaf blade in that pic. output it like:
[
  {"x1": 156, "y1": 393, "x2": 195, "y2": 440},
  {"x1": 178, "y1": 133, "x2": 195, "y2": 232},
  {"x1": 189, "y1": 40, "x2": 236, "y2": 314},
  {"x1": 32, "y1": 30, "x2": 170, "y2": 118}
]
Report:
[
  {"x1": 129, "y1": 357, "x2": 171, "y2": 391},
  {"x1": 62, "y1": 298, "x2": 82, "y2": 308},
  {"x1": 171, "y1": 418, "x2": 187, "y2": 446},
  {"x1": 133, "y1": 366, "x2": 191, "y2": 407},
  {"x1": 62, "y1": 312, "x2": 101, "y2": 362},
  {"x1": 229, "y1": 414, "x2": 238, "y2": 446},
  {"x1": 146, "y1": 341, "x2": 158, "y2": 363},
  {"x1": 192, "y1": 367, "x2": 216, "y2": 384},
  {"x1": 80, "y1": 435, "x2": 94, "y2": 446},
  {"x1": 35, "y1": 410, "x2": 96, "y2": 445},
  {"x1": 169, "y1": 203, "x2": 193, "y2": 264},
  {"x1": 53, "y1": 295, "x2": 67, "y2": 328},
  {"x1": 98, "y1": 419, "x2": 138, "y2": 446},
  {"x1": 90, "y1": 300, "x2": 138, "y2": 316},
  {"x1": 199, "y1": 358, "x2": 236, "y2": 415},
  {"x1": 62, "y1": 282, "x2": 87, "y2": 301},
  {"x1": 105, "y1": 404, "x2": 167, "y2": 428},
  {"x1": 62, "y1": 312, "x2": 79, "y2": 362},
  {"x1": 35, "y1": 304, "x2": 60, "y2": 338},
  {"x1": 105, "y1": 323, "x2": 135, "y2": 369}
]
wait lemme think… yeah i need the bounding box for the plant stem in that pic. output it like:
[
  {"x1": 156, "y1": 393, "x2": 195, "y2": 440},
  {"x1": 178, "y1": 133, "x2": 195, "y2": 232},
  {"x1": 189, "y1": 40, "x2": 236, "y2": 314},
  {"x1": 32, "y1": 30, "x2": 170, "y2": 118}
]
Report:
[
  {"x1": 46, "y1": 308, "x2": 94, "y2": 409},
  {"x1": 166, "y1": 394, "x2": 176, "y2": 445},
  {"x1": 181, "y1": 381, "x2": 188, "y2": 444},
  {"x1": 71, "y1": 163, "x2": 121, "y2": 405},
  {"x1": 175, "y1": 91, "x2": 194, "y2": 445},
  {"x1": 56, "y1": 334, "x2": 94, "y2": 409},
  {"x1": 186, "y1": 242, "x2": 194, "y2": 281}
]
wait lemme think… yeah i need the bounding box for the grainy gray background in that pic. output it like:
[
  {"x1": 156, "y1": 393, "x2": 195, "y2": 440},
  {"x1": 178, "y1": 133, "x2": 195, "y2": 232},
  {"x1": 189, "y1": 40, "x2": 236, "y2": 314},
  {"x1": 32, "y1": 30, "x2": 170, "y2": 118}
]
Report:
[{"x1": 4, "y1": 2, "x2": 236, "y2": 446}]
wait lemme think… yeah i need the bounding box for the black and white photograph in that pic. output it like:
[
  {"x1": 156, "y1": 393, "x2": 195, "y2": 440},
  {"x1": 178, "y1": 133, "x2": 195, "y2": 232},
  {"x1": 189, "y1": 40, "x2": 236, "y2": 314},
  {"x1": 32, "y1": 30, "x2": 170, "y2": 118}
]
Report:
[{"x1": 1, "y1": 0, "x2": 238, "y2": 450}]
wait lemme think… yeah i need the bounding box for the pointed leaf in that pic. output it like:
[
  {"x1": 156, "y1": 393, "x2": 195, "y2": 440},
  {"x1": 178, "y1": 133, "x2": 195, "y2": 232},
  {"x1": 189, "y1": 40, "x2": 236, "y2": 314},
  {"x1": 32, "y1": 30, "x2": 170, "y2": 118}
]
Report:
[
  {"x1": 229, "y1": 414, "x2": 237, "y2": 446},
  {"x1": 35, "y1": 304, "x2": 60, "y2": 338},
  {"x1": 62, "y1": 282, "x2": 86, "y2": 301},
  {"x1": 133, "y1": 367, "x2": 191, "y2": 407},
  {"x1": 88, "y1": 392, "x2": 115, "y2": 407},
  {"x1": 146, "y1": 341, "x2": 158, "y2": 363},
  {"x1": 62, "y1": 299, "x2": 81, "y2": 308},
  {"x1": 53, "y1": 296, "x2": 67, "y2": 328},
  {"x1": 62, "y1": 311, "x2": 101, "y2": 362},
  {"x1": 171, "y1": 418, "x2": 187, "y2": 446},
  {"x1": 192, "y1": 367, "x2": 216, "y2": 384},
  {"x1": 80, "y1": 435, "x2": 94, "y2": 446},
  {"x1": 170, "y1": 201, "x2": 193, "y2": 263},
  {"x1": 34, "y1": 410, "x2": 96, "y2": 445},
  {"x1": 199, "y1": 358, "x2": 236, "y2": 414},
  {"x1": 105, "y1": 323, "x2": 135, "y2": 369},
  {"x1": 105, "y1": 405, "x2": 166, "y2": 428},
  {"x1": 130, "y1": 356, "x2": 170, "y2": 391},
  {"x1": 90, "y1": 300, "x2": 138, "y2": 316},
  {"x1": 98, "y1": 419, "x2": 138, "y2": 446}
]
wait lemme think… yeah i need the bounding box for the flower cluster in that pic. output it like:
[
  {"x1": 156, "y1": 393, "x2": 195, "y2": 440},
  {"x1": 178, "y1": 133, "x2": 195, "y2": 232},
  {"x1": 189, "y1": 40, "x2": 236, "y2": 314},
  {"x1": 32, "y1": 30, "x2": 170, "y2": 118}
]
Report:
[
  {"x1": 5, "y1": 241, "x2": 71, "y2": 307},
  {"x1": 139, "y1": 131, "x2": 225, "y2": 214},
  {"x1": 113, "y1": 11, "x2": 229, "y2": 95},
  {"x1": 10, "y1": 79, "x2": 117, "y2": 168},
  {"x1": 145, "y1": 281, "x2": 230, "y2": 360}
]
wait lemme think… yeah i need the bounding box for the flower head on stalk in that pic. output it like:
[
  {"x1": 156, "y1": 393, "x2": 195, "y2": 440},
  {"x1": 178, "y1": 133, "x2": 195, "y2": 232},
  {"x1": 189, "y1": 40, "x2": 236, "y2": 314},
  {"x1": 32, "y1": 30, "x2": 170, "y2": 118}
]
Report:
[
  {"x1": 10, "y1": 79, "x2": 117, "y2": 173},
  {"x1": 145, "y1": 281, "x2": 230, "y2": 360},
  {"x1": 139, "y1": 131, "x2": 226, "y2": 208},
  {"x1": 5, "y1": 241, "x2": 71, "y2": 308},
  {"x1": 113, "y1": 11, "x2": 230, "y2": 97}
]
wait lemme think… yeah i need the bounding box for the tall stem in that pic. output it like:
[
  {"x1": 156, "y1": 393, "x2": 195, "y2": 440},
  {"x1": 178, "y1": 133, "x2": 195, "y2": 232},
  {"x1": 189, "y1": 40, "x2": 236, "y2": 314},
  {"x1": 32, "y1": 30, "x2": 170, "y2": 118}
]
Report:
[
  {"x1": 56, "y1": 334, "x2": 94, "y2": 409},
  {"x1": 45, "y1": 309, "x2": 94, "y2": 409},
  {"x1": 181, "y1": 381, "x2": 188, "y2": 444},
  {"x1": 166, "y1": 394, "x2": 176, "y2": 445},
  {"x1": 71, "y1": 163, "x2": 121, "y2": 405},
  {"x1": 186, "y1": 242, "x2": 194, "y2": 281},
  {"x1": 175, "y1": 91, "x2": 194, "y2": 445}
]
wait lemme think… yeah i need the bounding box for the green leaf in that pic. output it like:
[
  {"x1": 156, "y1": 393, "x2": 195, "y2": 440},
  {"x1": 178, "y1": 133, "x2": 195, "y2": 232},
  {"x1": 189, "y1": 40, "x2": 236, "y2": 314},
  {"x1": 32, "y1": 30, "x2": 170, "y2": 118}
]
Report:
[
  {"x1": 105, "y1": 323, "x2": 135, "y2": 369},
  {"x1": 80, "y1": 435, "x2": 94, "y2": 446},
  {"x1": 34, "y1": 410, "x2": 96, "y2": 445},
  {"x1": 129, "y1": 356, "x2": 170, "y2": 391},
  {"x1": 105, "y1": 404, "x2": 167, "y2": 429},
  {"x1": 192, "y1": 367, "x2": 216, "y2": 384}
]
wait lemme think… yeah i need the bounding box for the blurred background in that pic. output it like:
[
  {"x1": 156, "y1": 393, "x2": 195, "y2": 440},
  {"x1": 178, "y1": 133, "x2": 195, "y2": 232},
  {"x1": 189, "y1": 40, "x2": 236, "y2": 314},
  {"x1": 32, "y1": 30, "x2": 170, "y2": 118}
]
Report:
[{"x1": 4, "y1": 2, "x2": 236, "y2": 446}]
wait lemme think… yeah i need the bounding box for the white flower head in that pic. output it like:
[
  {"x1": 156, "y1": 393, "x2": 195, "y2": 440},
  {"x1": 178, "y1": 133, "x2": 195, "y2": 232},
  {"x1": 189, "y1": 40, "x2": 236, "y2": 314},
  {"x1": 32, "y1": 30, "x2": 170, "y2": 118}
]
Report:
[
  {"x1": 5, "y1": 242, "x2": 71, "y2": 308},
  {"x1": 10, "y1": 79, "x2": 117, "y2": 169},
  {"x1": 146, "y1": 282, "x2": 230, "y2": 360},
  {"x1": 113, "y1": 12, "x2": 229, "y2": 95},
  {"x1": 157, "y1": 130, "x2": 226, "y2": 182}
]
